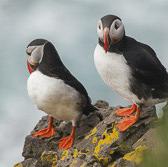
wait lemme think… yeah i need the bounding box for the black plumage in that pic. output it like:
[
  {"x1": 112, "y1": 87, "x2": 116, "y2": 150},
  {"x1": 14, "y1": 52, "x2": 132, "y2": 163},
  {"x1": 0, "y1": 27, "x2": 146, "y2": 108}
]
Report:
[
  {"x1": 27, "y1": 39, "x2": 98, "y2": 149},
  {"x1": 95, "y1": 14, "x2": 168, "y2": 132},
  {"x1": 101, "y1": 15, "x2": 121, "y2": 29},
  {"x1": 122, "y1": 36, "x2": 168, "y2": 100},
  {"x1": 99, "y1": 15, "x2": 168, "y2": 103},
  {"x1": 34, "y1": 40, "x2": 96, "y2": 115}
]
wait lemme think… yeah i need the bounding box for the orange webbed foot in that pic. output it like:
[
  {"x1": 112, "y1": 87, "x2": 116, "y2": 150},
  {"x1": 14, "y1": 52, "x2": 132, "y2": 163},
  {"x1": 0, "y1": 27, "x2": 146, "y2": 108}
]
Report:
[
  {"x1": 58, "y1": 135, "x2": 74, "y2": 150},
  {"x1": 32, "y1": 126, "x2": 56, "y2": 138},
  {"x1": 116, "y1": 106, "x2": 140, "y2": 132},
  {"x1": 116, "y1": 115, "x2": 137, "y2": 132},
  {"x1": 115, "y1": 104, "x2": 137, "y2": 117},
  {"x1": 58, "y1": 127, "x2": 76, "y2": 150},
  {"x1": 32, "y1": 116, "x2": 56, "y2": 138}
]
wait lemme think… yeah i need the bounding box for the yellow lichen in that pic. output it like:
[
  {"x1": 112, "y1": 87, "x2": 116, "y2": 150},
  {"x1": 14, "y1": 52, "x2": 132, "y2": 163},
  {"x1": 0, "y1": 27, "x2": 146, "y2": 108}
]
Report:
[
  {"x1": 94, "y1": 126, "x2": 119, "y2": 165},
  {"x1": 123, "y1": 145, "x2": 147, "y2": 164},
  {"x1": 107, "y1": 163, "x2": 116, "y2": 167},
  {"x1": 99, "y1": 157, "x2": 109, "y2": 165},
  {"x1": 85, "y1": 127, "x2": 97, "y2": 139},
  {"x1": 92, "y1": 136, "x2": 98, "y2": 144},
  {"x1": 61, "y1": 150, "x2": 69, "y2": 160},
  {"x1": 40, "y1": 151, "x2": 57, "y2": 167},
  {"x1": 109, "y1": 150, "x2": 114, "y2": 154},
  {"x1": 52, "y1": 156, "x2": 57, "y2": 167},
  {"x1": 94, "y1": 127, "x2": 119, "y2": 155},
  {"x1": 73, "y1": 148, "x2": 79, "y2": 158},
  {"x1": 14, "y1": 163, "x2": 23, "y2": 167}
]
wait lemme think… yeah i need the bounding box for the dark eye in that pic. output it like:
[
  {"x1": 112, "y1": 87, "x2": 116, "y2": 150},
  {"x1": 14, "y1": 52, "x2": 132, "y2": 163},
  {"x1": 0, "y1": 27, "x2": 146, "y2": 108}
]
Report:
[
  {"x1": 115, "y1": 23, "x2": 119, "y2": 29},
  {"x1": 98, "y1": 23, "x2": 102, "y2": 30},
  {"x1": 26, "y1": 50, "x2": 31, "y2": 55}
]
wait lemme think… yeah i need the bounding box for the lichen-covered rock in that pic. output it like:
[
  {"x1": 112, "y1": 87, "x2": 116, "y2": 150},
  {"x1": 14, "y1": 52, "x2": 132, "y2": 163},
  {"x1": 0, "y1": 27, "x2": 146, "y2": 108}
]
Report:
[{"x1": 14, "y1": 100, "x2": 157, "y2": 167}]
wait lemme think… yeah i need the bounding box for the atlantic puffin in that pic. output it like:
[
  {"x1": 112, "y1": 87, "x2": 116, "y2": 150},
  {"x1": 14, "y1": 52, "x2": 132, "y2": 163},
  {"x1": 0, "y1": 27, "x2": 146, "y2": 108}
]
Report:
[
  {"x1": 94, "y1": 15, "x2": 168, "y2": 132},
  {"x1": 26, "y1": 39, "x2": 96, "y2": 149}
]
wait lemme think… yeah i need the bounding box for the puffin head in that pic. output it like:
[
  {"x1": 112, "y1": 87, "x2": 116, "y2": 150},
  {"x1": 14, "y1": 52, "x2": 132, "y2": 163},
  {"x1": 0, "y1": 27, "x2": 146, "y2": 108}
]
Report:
[
  {"x1": 26, "y1": 39, "x2": 48, "y2": 73},
  {"x1": 97, "y1": 15, "x2": 125, "y2": 53}
]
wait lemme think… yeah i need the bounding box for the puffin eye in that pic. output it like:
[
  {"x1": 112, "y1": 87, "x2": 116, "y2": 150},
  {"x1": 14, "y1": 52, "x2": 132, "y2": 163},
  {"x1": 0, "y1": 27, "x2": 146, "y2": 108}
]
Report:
[
  {"x1": 27, "y1": 51, "x2": 31, "y2": 56},
  {"x1": 97, "y1": 20, "x2": 103, "y2": 40},
  {"x1": 26, "y1": 46, "x2": 36, "y2": 56},
  {"x1": 109, "y1": 19, "x2": 124, "y2": 44},
  {"x1": 26, "y1": 49, "x2": 31, "y2": 56},
  {"x1": 115, "y1": 22, "x2": 119, "y2": 29},
  {"x1": 97, "y1": 21, "x2": 102, "y2": 30}
]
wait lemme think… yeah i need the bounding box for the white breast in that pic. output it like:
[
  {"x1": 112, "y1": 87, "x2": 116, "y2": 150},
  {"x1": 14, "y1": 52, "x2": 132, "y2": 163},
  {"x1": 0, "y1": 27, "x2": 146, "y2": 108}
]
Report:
[
  {"x1": 27, "y1": 70, "x2": 82, "y2": 121},
  {"x1": 94, "y1": 44, "x2": 140, "y2": 103}
]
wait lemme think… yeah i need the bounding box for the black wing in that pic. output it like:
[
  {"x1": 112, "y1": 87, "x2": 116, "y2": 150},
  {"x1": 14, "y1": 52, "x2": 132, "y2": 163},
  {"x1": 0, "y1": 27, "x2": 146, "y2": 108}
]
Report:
[
  {"x1": 124, "y1": 37, "x2": 168, "y2": 87},
  {"x1": 38, "y1": 42, "x2": 97, "y2": 114}
]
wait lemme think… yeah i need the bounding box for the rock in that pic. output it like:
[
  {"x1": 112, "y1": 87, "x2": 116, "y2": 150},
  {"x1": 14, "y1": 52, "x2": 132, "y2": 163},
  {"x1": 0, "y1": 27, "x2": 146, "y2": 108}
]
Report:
[{"x1": 14, "y1": 101, "x2": 157, "y2": 167}]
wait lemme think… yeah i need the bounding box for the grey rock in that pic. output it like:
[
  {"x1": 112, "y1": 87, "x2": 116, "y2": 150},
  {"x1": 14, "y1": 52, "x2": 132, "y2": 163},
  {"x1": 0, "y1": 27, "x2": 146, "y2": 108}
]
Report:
[{"x1": 14, "y1": 101, "x2": 157, "y2": 167}]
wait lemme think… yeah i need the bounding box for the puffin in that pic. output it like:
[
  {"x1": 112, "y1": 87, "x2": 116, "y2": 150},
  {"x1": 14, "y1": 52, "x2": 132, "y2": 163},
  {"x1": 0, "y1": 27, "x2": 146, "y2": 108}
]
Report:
[
  {"x1": 26, "y1": 39, "x2": 97, "y2": 149},
  {"x1": 94, "y1": 14, "x2": 168, "y2": 132}
]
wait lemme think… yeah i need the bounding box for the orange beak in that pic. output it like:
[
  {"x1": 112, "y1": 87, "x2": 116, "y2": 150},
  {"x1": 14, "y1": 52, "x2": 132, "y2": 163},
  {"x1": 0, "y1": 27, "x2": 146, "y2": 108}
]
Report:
[
  {"x1": 27, "y1": 57, "x2": 38, "y2": 74},
  {"x1": 103, "y1": 27, "x2": 110, "y2": 53},
  {"x1": 27, "y1": 60, "x2": 34, "y2": 74}
]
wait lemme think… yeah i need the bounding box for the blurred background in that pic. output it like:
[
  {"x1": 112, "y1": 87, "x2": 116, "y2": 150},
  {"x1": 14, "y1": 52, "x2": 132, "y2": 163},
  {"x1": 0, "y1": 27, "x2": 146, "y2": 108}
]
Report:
[{"x1": 0, "y1": 0, "x2": 168, "y2": 166}]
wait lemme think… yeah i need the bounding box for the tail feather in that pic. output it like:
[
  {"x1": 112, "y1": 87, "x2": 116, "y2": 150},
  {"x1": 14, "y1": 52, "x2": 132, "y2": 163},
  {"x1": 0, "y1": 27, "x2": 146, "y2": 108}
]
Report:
[{"x1": 83, "y1": 104, "x2": 98, "y2": 115}]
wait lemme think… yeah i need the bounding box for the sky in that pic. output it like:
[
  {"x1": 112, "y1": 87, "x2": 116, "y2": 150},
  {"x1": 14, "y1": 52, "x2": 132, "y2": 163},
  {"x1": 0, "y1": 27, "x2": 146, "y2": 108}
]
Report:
[{"x1": 0, "y1": 0, "x2": 168, "y2": 166}]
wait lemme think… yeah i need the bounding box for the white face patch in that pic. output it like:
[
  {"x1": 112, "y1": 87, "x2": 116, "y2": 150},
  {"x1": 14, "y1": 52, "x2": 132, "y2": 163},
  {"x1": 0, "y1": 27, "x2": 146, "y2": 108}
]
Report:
[
  {"x1": 109, "y1": 19, "x2": 125, "y2": 43},
  {"x1": 26, "y1": 45, "x2": 44, "y2": 64},
  {"x1": 97, "y1": 20, "x2": 103, "y2": 41}
]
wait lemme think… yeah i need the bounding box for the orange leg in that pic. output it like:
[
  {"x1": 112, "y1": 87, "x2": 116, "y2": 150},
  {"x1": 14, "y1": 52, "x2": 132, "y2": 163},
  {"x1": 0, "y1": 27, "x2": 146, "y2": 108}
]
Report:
[
  {"x1": 116, "y1": 106, "x2": 140, "y2": 132},
  {"x1": 58, "y1": 126, "x2": 76, "y2": 150},
  {"x1": 32, "y1": 116, "x2": 56, "y2": 138},
  {"x1": 115, "y1": 103, "x2": 137, "y2": 117}
]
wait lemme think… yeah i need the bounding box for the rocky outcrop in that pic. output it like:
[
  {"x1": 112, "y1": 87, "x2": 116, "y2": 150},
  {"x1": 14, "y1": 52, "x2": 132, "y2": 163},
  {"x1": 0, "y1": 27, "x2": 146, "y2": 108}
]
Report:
[{"x1": 14, "y1": 100, "x2": 157, "y2": 167}]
